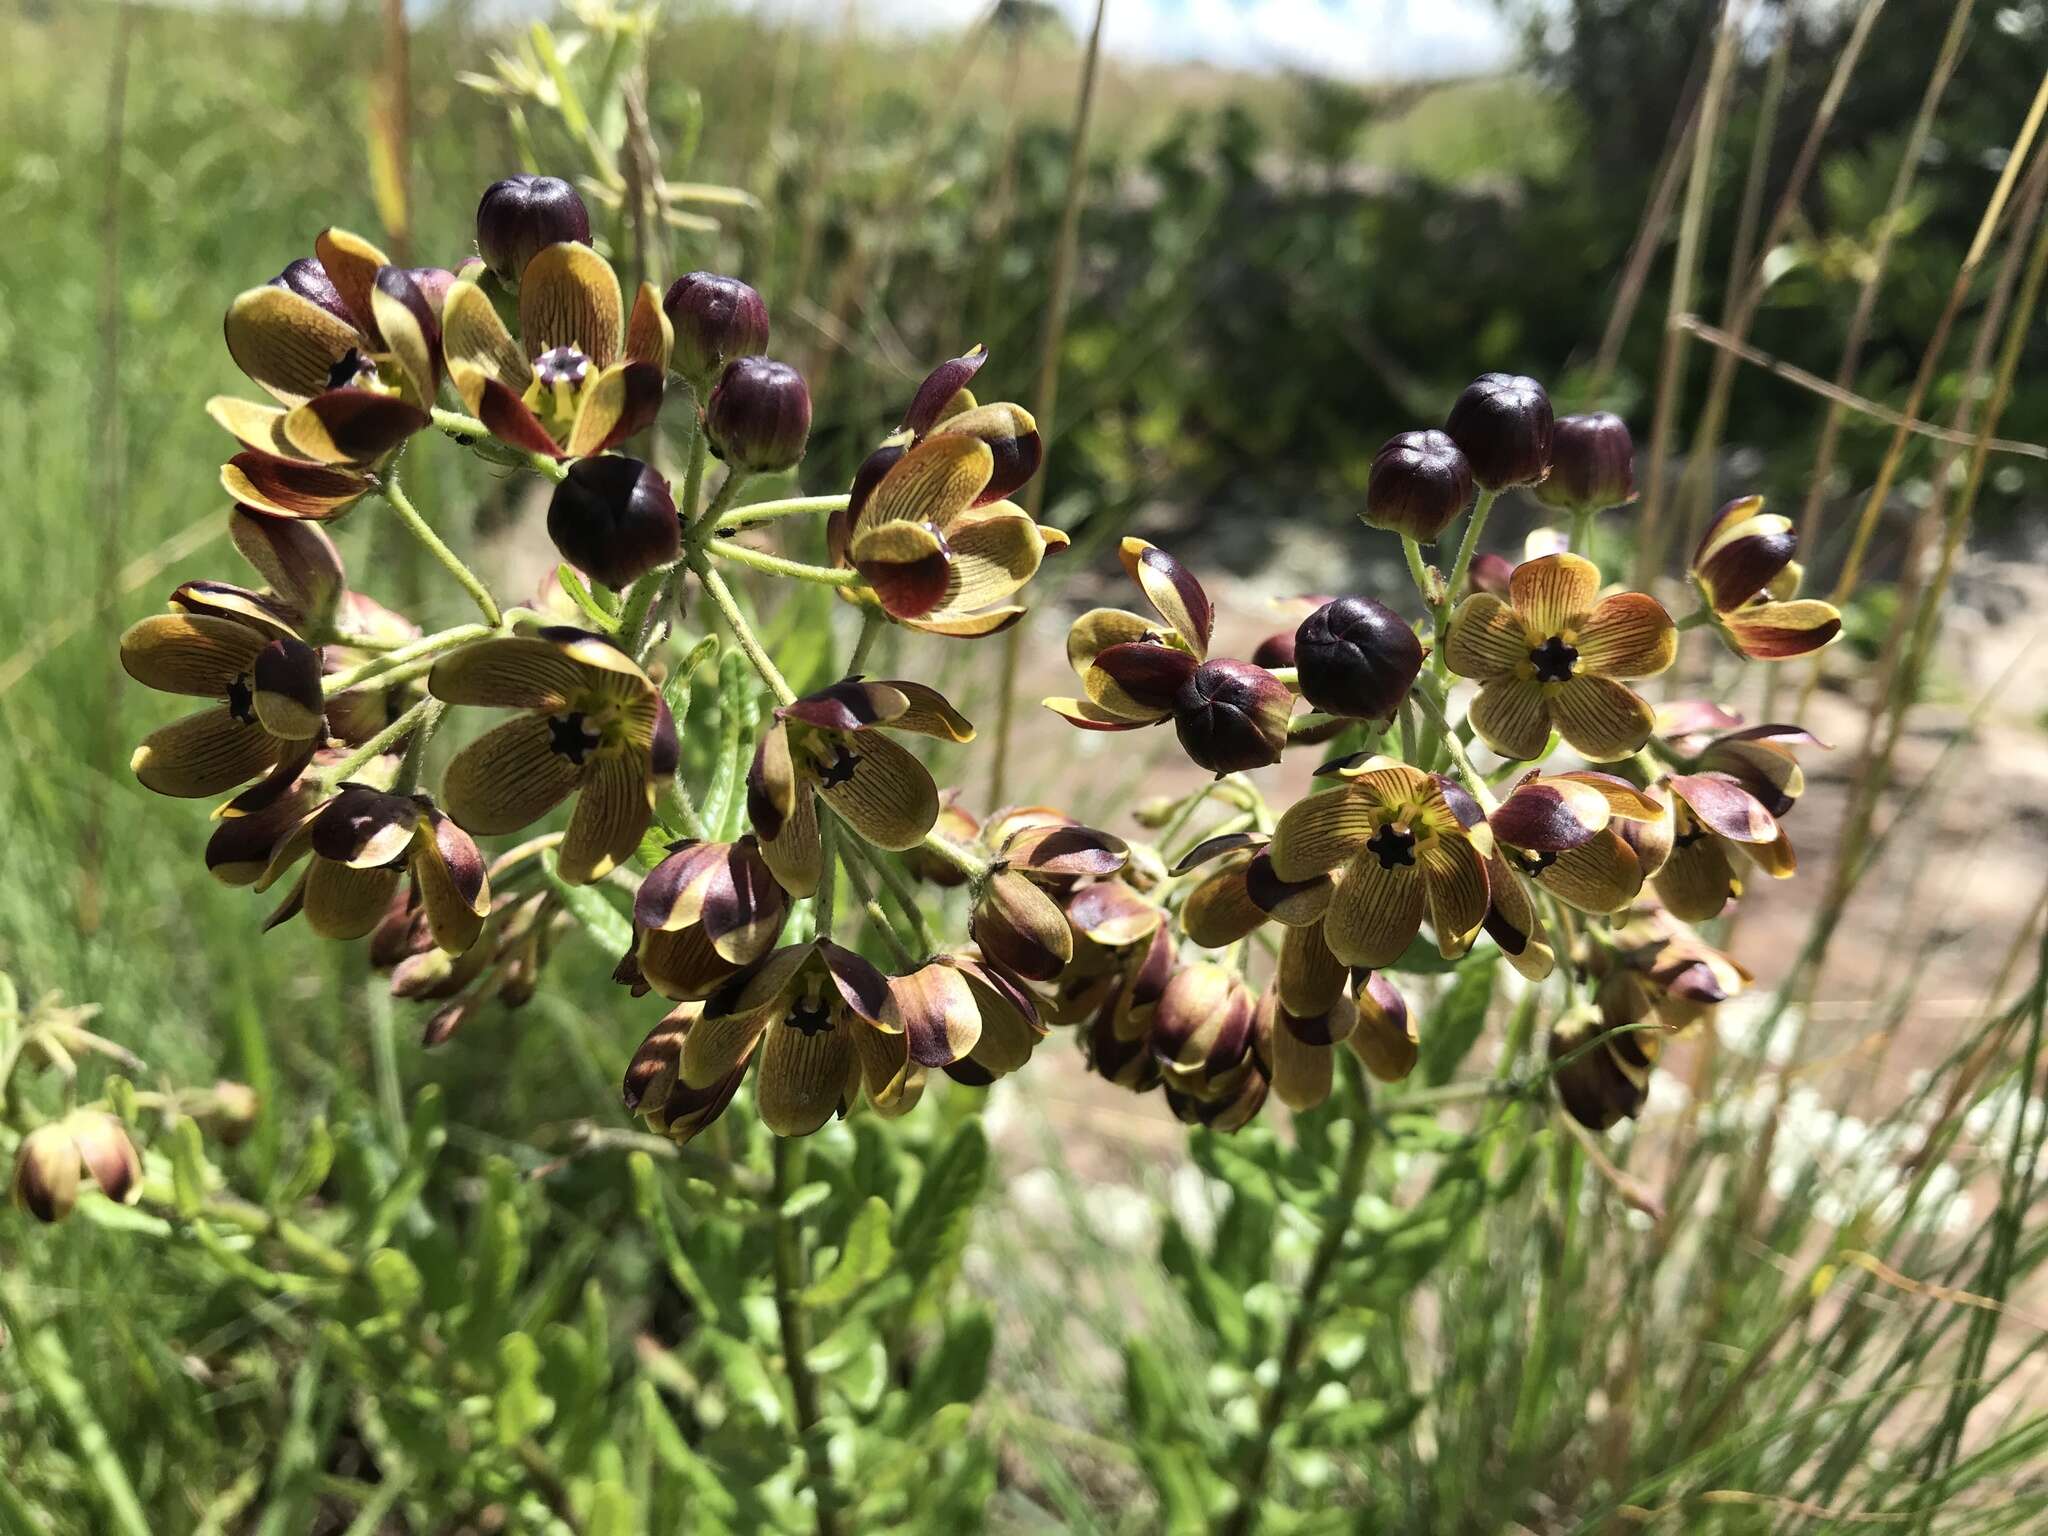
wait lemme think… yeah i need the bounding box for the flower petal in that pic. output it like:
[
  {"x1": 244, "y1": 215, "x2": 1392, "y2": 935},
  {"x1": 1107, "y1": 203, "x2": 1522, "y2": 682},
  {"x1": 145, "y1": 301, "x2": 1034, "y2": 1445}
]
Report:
[
  {"x1": 680, "y1": 1007, "x2": 770, "y2": 1092},
  {"x1": 759, "y1": 783, "x2": 823, "y2": 898},
  {"x1": 281, "y1": 390, "x2": 429, "y2": 465},
  {"x1": 441, "y1": 279, "x2": 532, "y2": 403},
  {"x1": 1443, "y1": 592, "x2": 1527, "y2": 680},
  {"x1": 901, "y1": 346, "x2": 987, "y2": 435},
  {"x1": 934, "y1": 504, "x2": 1049, "y2": 612},
  {"x1": 519, "y1": 242, "x2": 623, "y2": 366},
  {"x1": 1490, "y1": 776, "x2": 1611, "y2": 851},
  {"x1": 223, "y1": 285, "x2": 361, "y2": 406},
  {"x1": 119, "y1": 614, "x2": 267, "y2": 698},
  {"x1": 1510, "y1": 552, "x2": 1599, "y2": 635},
  {"x1": 476, "y1": 376, "x2": 568, "y2": 458},
  {"x1": 303, "y1": 858, "x2": 403, "y2": 940},
  {"x1": 888, "y1": 963, "x2": 983, "y2": 1067},
  {"x1": 1654, "y1": 833, "x2": 1739, "y2": 922},
  {"x1": 930, "y1": 402, "x2": 1042, "y2": 504},
  {"x1": 131, "y1": 706, "x2": 276, "y2": 798},
  {"x1": 1269, "y1": 786, "x2": 1376, "y2": 881},
  {"x1": 1576, "y1": 591, "x2": 1676, "y2": 679},
  {"x1": 1042, "y1": 696, "x2": 1149, "y2": 731},
  {"x1": 1420, "y1": 834, "x2": 1488, "y2": 956},
  {"x1": 565, "y1": 362, "x2": 666, "y2": 457},
  {"x1": 370, "y1": 267, "x2": 443, "y2": 401},
  {"x1": 1723, "y1": 599, "x2": 1841, "y2": 660},
  {"x1": 429, "y1": 635, "x2": 593, "y2": 711},
  {"x1": 1323, "y1": 855, "x2": 1425, "y2": 969},
  {"x1": 815, "y1": 731, "x2": 939, "y2": 852},
  {"x1": 863, "y1": 433, "x2": 993, "y2": 532},
  {"x1": 312, "y1": 228, "x2": 391, "y2": 335},
  {"x1": 559, "y1": 752, "x2": 653, "y2": 884},
  {"x1": 1181, "y1": 864, "x2": 1264, "y2": 948},
  {"x1": 1537, "y1": 832, "x2": 1644, "y2": 914},
  {"x1": 758, "y1": 1015, "x2": 856, "y2": 1136},
  {"x1": 902, "y1": 605, "x2": 1025, "y2": 638},
  {"x1": 1268, "y1": 1003, "x2": 1335, "y2": 1112},
  {"x1": 1467, "y1": 676, "x2": 1552, "y2": 761},
  {"x1": 208, "y1": 395, "x2": 301, "y2": 457},
  {"x1": 415, "y1": 811, "x2": 491, "y2": 954},
  {"x1": 1066, "y1": 881, "x2": 1160, "y2": 947},
  {"x1": 1349, "y1": 975, "x2": 1418, "y2": 1082},
  {"x1": 1278, "y1": 919, "x2": 1347, "y2": 1017},
  {"x1": 1118, "y1": 538, "x2": 1212, "y2": 655},
  {"x1": 221, "y1": 452, "x2": 369, "y2": 521},
  {"x1": 625, "y1": 280, "x2": 672, "y2": 371},
  {"x1": 440, "y1": 714, "x2": 582, "y2": 835},
  {"x1": 1483, "y1": 854, "x2": 1553, "y2": 980},
  {"x1": 1669, "y1": 772, "x2": 1777, "y2": 843},
  {"x1": 1549, "y1": 674, "x2": 1653, "y2": 761},
  {"x1": 874, "y1": 680, "x2": 975, "y2": 742},
  {"x1": 972, "y1": 871, "x2": 1073, "y2": 981},
  {"x1": 852, "y1": 519, "x2": 952, "y2": 619}
]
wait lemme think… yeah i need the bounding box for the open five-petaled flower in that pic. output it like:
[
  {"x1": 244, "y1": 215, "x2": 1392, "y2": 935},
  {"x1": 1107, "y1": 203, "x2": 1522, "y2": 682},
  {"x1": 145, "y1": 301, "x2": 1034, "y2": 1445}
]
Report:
[
  {"x1": 440, "y1": 242, "x2": 671, "y2": 461},
  {"x1": 1649, "y1": 770, "x2": 1796, "y2": 922},
  {"x1": 746, "y1": 678, "x2": 973, "y2": 896},
  {"x1": 214, "y1": 231, "x2": 447, "y2": 519},
  {"x1": 1488, "y1": 770, "x2": 1667, "y2": 915},
  {"x1": 121, "y1": 598, "x2": 325, "y2": 799},
  {"x1": 678, "y1": 940, "x2": 937, "y2": 1137},
  {"x1": 429, "y1": 628, "x2": 677, "y2": 884},
  {"x1": 1269, "y1": 757, "x2": 1489, "y2": 968},
  {"x1": 1445, "y1": 552, "x2": 1675, "y2": 761}
]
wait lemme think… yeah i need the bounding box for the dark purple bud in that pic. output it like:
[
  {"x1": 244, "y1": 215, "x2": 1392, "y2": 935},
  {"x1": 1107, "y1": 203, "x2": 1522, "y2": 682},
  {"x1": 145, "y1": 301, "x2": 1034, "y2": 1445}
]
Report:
[
  {"x1": 1250, "y1": 630, "x2": 1296, "y2": 670},
  {"x1": 475, "y1": 173, "x2": 591, "y2": 285},
  {"x1": 1467, "y1": 551, "x2": 1514, "y2": 597},
  {"x1": 547, "y1": 455, "x2": 681, "y2": 589},
  {"x1": 1535, "y1": 411, "x2": 1635, "y2": 512},
  {"x1": 705, "y1": 357, "x2": 812, "y2": 473},
  {"x1": 400, "y1": 266, "x2": 457, "y2": 318},
  {"x1": 663, "y1": 272, "x2": 772, "y2": 385},
  {"x1": 1171, "y1": 659, "x2": 1292, "y2": 775},
  {"x1": 1365, "y1": 429, "x2": 1472, "y2": 542},
  {"x1": 269, "y1": 257, "x2": 354, "y2": 326},
  {"x1": 1445, "y1": 372, "x2": 1554, "y2": 491},
  {"x1": 1294, "y1": 596, "x2": 1423, "y2": 720}
]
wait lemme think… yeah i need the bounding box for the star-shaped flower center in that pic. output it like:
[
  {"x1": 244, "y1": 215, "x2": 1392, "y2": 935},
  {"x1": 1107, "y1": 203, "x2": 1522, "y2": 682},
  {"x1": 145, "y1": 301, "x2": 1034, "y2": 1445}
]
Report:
[
  {"x1": 1528, "y1": 635, "x2": 1579, "y2": 684},
  {"x1": 818, "y1": 744, "x2": 861, "y2": 790},
  {"x1": 326, "y1": 347, "x2": 376, "y2": 392},
  {"x1": 533, "y1": 345, "x2": 591, "y2": 391},
  {"x1": 1365, "y1": 821, "x2": 1418, "y2": 871},
  {"x1": 785, "y1": 996, "x2": 834, "y2": 1038},
  {"x1": 547, "y1": 710, "x2": 600, "y2": 765},
  {"x1": 225, "y1": 672, "x2": 258, "y2": 726},
  {"x1": 1513, "y1": 849, "x2": 1560, "y2": 878}
]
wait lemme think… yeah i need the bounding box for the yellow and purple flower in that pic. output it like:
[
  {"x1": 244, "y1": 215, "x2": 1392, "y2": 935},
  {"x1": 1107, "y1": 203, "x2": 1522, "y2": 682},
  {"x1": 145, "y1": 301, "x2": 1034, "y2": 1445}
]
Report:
[
  {"x1": 440, "y1": 241, "x2": 670, "y2": 461},
  {"x1": 1269, "y1": 757, "x2": 1489, "y2": 969},
  {"x1": 829, "y1": 348, "x2": 1063, "y2": 637},
  {"x1": 1488, "y1": 770, "x2": 1667, "y2": 915},
  {"x1": 11, "y1": 1112, "x2": 143, "y2": 1224},
  {"x1": 121, "y1": 598, "x2": 325, "y2": 799},
  {"x1": 747, "y1": 678, "x2": 973, "y2": 896},
  {"x1": 1691, "y1": 495, "x2": 1842, "y2": 660},
  {"x1": 213, "y1": 232, "x2": 448, "y2": 519},
  {"x1": 429, "y1": 628, "x2": 677, "y2": 885},
  {"x1": 1648, "y1": 770, "x2": 1796, "y2": 922},
  {"x1": 1444, "y1": 552, "x2": 1675, "y2": 761},
  {"x1": 630, "y1": 836, "x2": 791, "y2": 1001},
  {"x1": 256, "y1": 785, "x2": 491, "y2": 950}
]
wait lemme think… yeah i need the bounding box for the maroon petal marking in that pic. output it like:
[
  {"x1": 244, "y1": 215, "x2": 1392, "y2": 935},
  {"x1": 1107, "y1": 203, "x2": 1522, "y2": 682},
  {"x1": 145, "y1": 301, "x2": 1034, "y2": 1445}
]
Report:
[
  {"x1": 1669, "y1": 772, "x2": 1778, "y2": 844},
  {"x1": 590, "y1": 360, "x2": 667, "y2": 455},
  {"x1": 1491, "y1": 783, "x2": 1603, "y2": 852},
  {"x1": 999, "y1": 822, "x2": 1130, "y2": 878},
  {"x1": 477, "y1": 376, "x2": 567, "y2": 458},
  {"x1": 819, "y1": 940, "x2": 891, "y2": 1023},
  {"x1": 779, "y1": 679, "x2": 911, "y2": 733},
  {"x1": 902, "y1": 346, "x2": 988, "y2": 436},
  {"x1": 1093, "y1": 641, "x2": 1200, "y2": 713},
  {"x1": 634, "y1": 839, "x2": 717, "y2": 930},
  {"x1": 1172, "y1": 831, "x2": 1265, "y2": 875}
]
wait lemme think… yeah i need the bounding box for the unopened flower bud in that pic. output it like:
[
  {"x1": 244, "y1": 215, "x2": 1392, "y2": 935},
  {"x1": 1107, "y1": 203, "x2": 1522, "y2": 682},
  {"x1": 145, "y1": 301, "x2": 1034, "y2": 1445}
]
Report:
[
  {"x1": 1365, "y1": 429, "x2": 1472, "y2": 541},
  {"x1": 706, "y1": 357, "x2": 812, "y2": 473},
  {"x1": 1250, "y1": 630, "x2": 1296, "y2": 669},
  {"x1": 1151, "y1": 963, "x2": 1256, "y2": 1088},
  {"x1": 663, "y1": 272, "x2": 771, "y2": 386},
  {"x1": 1172, "y1": 659, "x2": 1292, "y2": 775},
  {"x1": 1294, "y1": 596, "x2": 1423, "y2": 720},
  {"x1": 1536, "y1": 411, "x2": 1635, "y2": 512},
  {"x1": 399, "y1": 265, "x2": 457, "y2": 318},
  {"x1": 1467, "y1": 550, "x2": 1514, "y2": 596},
  {"x1": 195, "y1": 1082, "x2": 261, "y2": 1146},
  {"x1": 1445, "y1": 372, "x2": 1553, "y2": 490},
  {"x1": 547, "y1": 455, "x2": 681, "y2": 589},
  {"x1": 268, "y1": 257, "x2": 353, "y2": 325},
  {"x1": 11, "y1": 1125, "x2": 80, "y2": 1223},
  {"x1": 475, "y1": 173, "x2": 591, "y2": 285}
]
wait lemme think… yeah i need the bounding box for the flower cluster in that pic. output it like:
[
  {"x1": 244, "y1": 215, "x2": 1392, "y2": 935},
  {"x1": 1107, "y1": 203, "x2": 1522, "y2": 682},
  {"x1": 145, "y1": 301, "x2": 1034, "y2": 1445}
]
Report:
[{"x1": 117, "y1": 170, "x2": 1839, "y2": 1152}]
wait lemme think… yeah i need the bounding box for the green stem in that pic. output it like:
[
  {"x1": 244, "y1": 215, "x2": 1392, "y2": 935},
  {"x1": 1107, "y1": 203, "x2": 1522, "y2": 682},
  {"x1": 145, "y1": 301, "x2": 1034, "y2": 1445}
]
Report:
[
  {"x1": 393, "y1": 699, "x2": 446, "y2": 795},
  {"x1": 431, "y1": 406, "x2": 567, "y2": 483},
  {"x1": 378, "y1": 472, "x2": 500, "y2": 626},
  {"x1": 707, "y1": 539, "x2": 864, "y2": 587},
  {"x1": 321, "y1": 697, "x2": 437, "y2": 788},
  {"x1": 770, "y1": 1137, "x2": 845, "y2": 1536},
  {"x1": 1569, "y1": 507, "x2": 1596, "y2": 555},
  {"x1": 685, "y1": 467, "x2": 751, "y2": 543},
  {"x1": 1442, "y1": 488, "x2": 1497, "y2": 623},
  {"x1": 1400, "y1": 534, "x2": 1435, "y2": 610},
  {"x1": 814, "y1": 815, "x2": 839, "y2": 940},
  {"x1": 719, "y1": 493, "x2": 849, "y2": 528},
  {"x1": 1221, "y1": 1057, "x2": 1374, "y2": 1536},
  {"x1": 837, "y1": 848, "x2": 916, "y2": 966},
  {"x1": 1676, "y1": 607, "x2": 1716, "y2": 631},
  {"x1": 857, "y1": 843, "x2": 940, "y2": 957},
  {"x1": 1410, "y1": 686, "x2": 1497, "y2": 811},
  {"x1": 845, "y1": 608, "x2": 885, "y2": 676},
  {"x1": 322, "y1": 623, "x2": 490, "y2": 695},
  {"x1": 689, "y1": 552, "x2": 795, "y2": 705}
]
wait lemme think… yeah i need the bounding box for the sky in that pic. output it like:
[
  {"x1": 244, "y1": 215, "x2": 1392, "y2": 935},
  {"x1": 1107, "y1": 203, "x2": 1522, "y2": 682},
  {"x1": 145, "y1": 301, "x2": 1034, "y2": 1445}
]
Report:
[{"x1": 758, "y1": 0, "x2": 1522, "y2": 79}]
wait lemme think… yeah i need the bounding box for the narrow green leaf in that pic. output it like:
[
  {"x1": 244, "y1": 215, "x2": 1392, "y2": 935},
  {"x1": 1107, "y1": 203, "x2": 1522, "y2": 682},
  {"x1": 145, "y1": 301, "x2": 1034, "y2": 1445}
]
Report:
[
  {"x1": 803, "y1": 1196, "x2": 893, "y2": 1307},
  {"x1": 542, "y1": 850, "x2": 634, "y2": 956},
  {"x1": 1421, "y1": 951, "x2": 1495, "y2": 1085},
  {"x1": 897, "y1": 1119, "x2": 989, "y2": 1279},
  {"x1": 556, "y1": 563, "x2": 621, "y2": 633}
]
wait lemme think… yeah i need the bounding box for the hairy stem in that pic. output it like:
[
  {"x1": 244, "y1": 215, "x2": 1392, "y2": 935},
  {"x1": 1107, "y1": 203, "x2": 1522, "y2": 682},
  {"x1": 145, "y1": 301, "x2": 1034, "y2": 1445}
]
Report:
[
  {"x1": 323, "y1": 623, "x2": 491, "y2": 695},
  {"x1": 321, "y1": 696, "x2": 437, "y2": 788},
  {"x1": 689, "y1": 552, "x2": 795, "y2": 705},
  {"x1": 707, "y1": 539, "x2": 864, "y2": 587},
  {"x1": 719, "y1": 493, "x2": 850, "y2": 528},
  {"x1": 378, "y1": 471, "x2": 500, "y2": 626}
]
